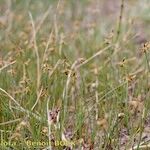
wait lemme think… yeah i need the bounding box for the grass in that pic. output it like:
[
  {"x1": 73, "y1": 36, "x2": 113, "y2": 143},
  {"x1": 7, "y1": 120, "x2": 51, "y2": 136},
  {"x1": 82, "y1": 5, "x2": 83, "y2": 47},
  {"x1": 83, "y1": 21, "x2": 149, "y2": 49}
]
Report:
[{"x1": 0, "y1": 0, "x2": 150, "y2": 149}]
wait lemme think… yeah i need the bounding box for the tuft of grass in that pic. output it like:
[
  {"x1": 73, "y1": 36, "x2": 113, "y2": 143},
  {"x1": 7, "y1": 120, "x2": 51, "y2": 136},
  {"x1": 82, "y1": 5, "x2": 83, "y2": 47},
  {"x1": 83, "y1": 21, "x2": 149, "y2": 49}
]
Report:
[{"x1": 0, "y1": 0, "x2": 150, "y2": 149}]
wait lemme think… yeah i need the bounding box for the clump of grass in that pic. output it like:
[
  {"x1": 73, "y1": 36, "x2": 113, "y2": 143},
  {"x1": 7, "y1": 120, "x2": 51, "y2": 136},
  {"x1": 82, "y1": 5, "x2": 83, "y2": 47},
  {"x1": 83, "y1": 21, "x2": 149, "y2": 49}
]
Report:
[{"x1": 0, "y1": 0, "x2": 150, "y2": 149}]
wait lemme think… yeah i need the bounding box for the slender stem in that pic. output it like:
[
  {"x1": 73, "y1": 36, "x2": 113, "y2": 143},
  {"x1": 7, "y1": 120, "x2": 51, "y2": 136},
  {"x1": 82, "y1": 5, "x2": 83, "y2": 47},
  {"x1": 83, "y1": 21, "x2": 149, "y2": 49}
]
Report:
[
  {"x1": 29, "y1": 12, "x2": 41, "y2": 97},
  {"x1": 47, "y1": 97, "x2": 52, "y2": 150},
  {"x1": 116, "y1": 0, "x2": 125, "y2": 42},
  {"x1": 145, "y1": 52, "x2": 150, "y2": 72}
]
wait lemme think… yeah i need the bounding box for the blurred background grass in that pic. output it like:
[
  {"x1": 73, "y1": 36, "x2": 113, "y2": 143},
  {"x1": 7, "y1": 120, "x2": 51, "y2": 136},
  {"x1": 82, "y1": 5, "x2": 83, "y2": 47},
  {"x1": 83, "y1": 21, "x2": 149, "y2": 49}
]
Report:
[{"x1": 0, "y1": 0, "x2": 150, "y2": 149}]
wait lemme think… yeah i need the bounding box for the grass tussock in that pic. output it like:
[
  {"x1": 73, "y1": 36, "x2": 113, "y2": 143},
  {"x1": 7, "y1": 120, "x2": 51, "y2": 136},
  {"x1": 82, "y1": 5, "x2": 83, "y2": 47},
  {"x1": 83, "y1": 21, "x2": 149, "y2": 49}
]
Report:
[{"x1": 0, "y1": 0, "x2": 150, "y2": 149}]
